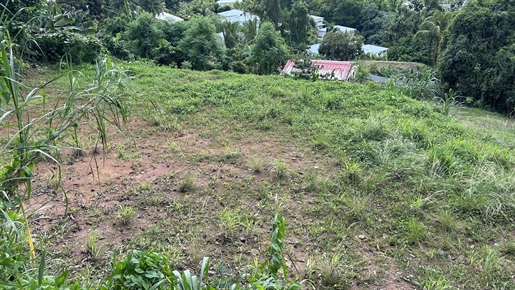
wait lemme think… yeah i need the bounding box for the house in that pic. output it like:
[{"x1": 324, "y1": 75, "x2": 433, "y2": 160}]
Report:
[
  {"x1": 218, "y1": 9, "x2": 259, "y2": 25},
  {"x1": 155, "y1": 12, "x2": 184, "y2": 23},
  {"x1": 362, "y1": 44, "x2": 388, "y2": 57},
  {"x1": 307, "y1": 43, "x2": 321, "y2": 55},
  {"x1": 309, "y1": 15, "x2": 326, "y2": 38},
  {"x1": 333, "y1": 25, "x2": 356, "y2": 36},
  {"x1": 282, "y1": 60, "x2": 355, "y2": 81},
  {"x1": 216, "y1": 0, "x2": 239, "y2": 7}
]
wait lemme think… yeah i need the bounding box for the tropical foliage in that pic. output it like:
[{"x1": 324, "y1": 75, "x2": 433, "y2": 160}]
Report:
[{"x1": 439, "y1": 0, "x2": 515, "y2": 113}]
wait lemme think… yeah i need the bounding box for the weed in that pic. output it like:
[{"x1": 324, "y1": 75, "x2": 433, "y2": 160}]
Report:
[
  {"x1": 85, "y1": 232, "x2": 102, "y2": 260},
  {"x1": 273, "y1": 159, "x2": 290, "y2": 180},
  {"x1": 105, "y1": 250, "x2": 171, "y2": 289},
  {"x1": 361, "y1": 118, "x2": 388, "y2": 141},
  {"x1": 318, "y1": 252, "x2": 345, "y2": 287},
  {"x1": 436, "y1": 210, "x2": 460, "y2": 232},
  {"x1": 179, "y1": 173, "x2": 195, "y2": 193},
  {"x1": 304, "y1": 170, "x2": 319, "y2": 192},
  {"x1": 219, "y1": 208, "x2": 255, "y2": 239},
  {"x1": 501, "y1": 242, "x2": 515, "y2": 257},
  {"x1": 406, "y1": 217, "x2": 427, "y2": 245},
  {"x1": 480, "y1": 245, "x2": 500, "y2": 277},
  {"x1": 419, "y1": 267, "x2": 452, "y2": 290},
  {"x1": 116, "y1": 205, "x2": 134, "y2": 225},
  {"x1": 341, "y1": 161, "x2": 361, "y2": 185},
  {"x1": 248, "y1": 156, "x2": 265, "y2": 173}
]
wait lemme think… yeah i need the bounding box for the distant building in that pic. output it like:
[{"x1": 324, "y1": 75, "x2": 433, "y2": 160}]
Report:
[
  {"x1": 216, "y1": 0, "x2": 239, "y2": 7},
  {"x1": 362, "y1": 44, "x2": 388, "y2": 57},
  {"x1": 333, "y1": 25, "x2": 356, "y2": 36},
  {"x1": 282, "y1": 60, "x2": 355, "y2": 81},
  {"x1": 218, "y1": 9, "x2": 259, "y2": 25},
  {"x1": 155, "y1": 12, "x2": 184, "y2": 23},
  {"x1": 307, "y1": 43, "x2": 321, "y2": 55},
  {"x1": 310, "y1": 15, "x2": 327, "y2": 38}
]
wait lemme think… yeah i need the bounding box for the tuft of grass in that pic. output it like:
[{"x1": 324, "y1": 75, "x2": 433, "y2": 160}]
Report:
[
  {"x1": 85, "y1": 232, "x2": 102, "y2": 260},
  {"x1": 501, "y1": 242, "x2": 515, "y2": 257},
  {"x1": 304, "y1": 170, "x2": 320, "y2": 192},
  {"x1": 179, "y1": 172, "x2": 195, "y2": 192},
  {"x1": 406, "y1": 217, "x2": 427, "y2": 245},
  {"x1": 273, "y1": 159, "x2": 290, "y2": 180},
  {"x1": 436, "y1": 210, "x2": 461, "y2": 233},
  {"x1": 116, "y1": 205, "x2": 134, "y2": 226},
  {"x1": 247, "y1": 156, "x2": 265, "y2": 173},
  {"x1": 340, "y1": 161, "x2": 361, "y2": 185}
]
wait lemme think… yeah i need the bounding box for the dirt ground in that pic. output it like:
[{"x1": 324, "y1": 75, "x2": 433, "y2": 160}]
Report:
[{"x1": 24, "y1": 116, "x2": 416, "y2": 289}]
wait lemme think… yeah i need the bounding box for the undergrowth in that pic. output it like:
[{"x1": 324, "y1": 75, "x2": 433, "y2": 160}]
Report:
[{"x1": 2, "y1": 61, "x2": 515, "y2": 289}]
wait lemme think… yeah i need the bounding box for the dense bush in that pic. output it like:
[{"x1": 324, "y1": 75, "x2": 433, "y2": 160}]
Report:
[
  {"x1": 101, "y1": 36, "x2": 134, "y2": 60},
  {"x1": 124, "y1": 13, "x2": 164, "y2": 59},
  {"x1": 250, "y1": 22, "x2": 289, "y2": 74},
  {"x1": 30, "y1": 31, "x2": 104, "y2": 64},
  {"x1": 178, "y1": 17, "x2": 226, "y2": 70},
  {"x1": 439, "y1": 0, "x2": 515, "y2": 113}
]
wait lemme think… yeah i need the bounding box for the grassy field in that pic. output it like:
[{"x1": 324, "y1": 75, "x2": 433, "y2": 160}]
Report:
[{"x1": 11, "y1": 61, "x2": 515, "y2": 289}]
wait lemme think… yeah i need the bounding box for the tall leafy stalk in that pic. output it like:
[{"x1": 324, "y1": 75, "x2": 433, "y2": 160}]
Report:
[{"x1": 0, "y1": 29, "x2": 129, "y2": 261}]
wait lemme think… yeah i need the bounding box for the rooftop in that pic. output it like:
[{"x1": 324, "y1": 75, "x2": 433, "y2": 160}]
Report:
[
  {"x1": 218, "y1": 9, "x2": 259, "y2": 24},
  {"x1": 308, "y1": 43, "x2": 320, "y2": 55},
  {"x1": 155, "y1": 12, "x2": 184, "y2": 23},
  {"x1": 282, "y1": 60, "x2": 355, "y2": 81},
  {"x1": 334, "y1": 25, "x2": 356, "y2": 33},
  {"x1": 362, "y1": 44, "x2": 388, "y2": 55}
]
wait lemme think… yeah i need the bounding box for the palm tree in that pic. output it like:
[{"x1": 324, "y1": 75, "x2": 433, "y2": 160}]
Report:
[
  {"x1": 220, "y1": 21, "x2": 242, "y2": 49},
  {"x1": 415, "y1": 10, "x2": 453, "y2": 66},
  {"x1": 241, "y1": 18, "x2": 259, "y2": 44},
  {"x1": 138, "y1": 0, "x2": 166, "y2": 16}
]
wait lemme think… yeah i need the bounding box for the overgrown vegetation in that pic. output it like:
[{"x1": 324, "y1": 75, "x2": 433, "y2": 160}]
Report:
[
  {"x1": 2, "y1": 0, "x2": 515, "y2": 288},
  {"x1": 2, "y1": 61, "x2": 514, "y2": 288}
]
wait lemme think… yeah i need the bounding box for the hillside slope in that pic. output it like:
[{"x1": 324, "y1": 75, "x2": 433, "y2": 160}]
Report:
[{"x1": 22, "y1": 63, "x2": 515, "y2": 289}]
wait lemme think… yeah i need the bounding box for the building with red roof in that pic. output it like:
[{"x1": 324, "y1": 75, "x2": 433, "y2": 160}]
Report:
[{"x1": 282, "y1": 60, "x2": 355, "y2": 81}]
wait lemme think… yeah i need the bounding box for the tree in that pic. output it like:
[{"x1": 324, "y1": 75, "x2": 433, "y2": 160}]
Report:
[
  {"x1": 178, "y1": 17, "x2": 226, "y2": 70},
  {"x1": 164, "y1": 0, "x2": 180, "y2": 12},
  {"x1": 191, "y1": 0, "x2": 215, "y2": 16},
  {"x1": 319, "y1": 31, "x2": 364, "y2": 61},
  {"x1": 358, "y1": 3, "x2": 395, "y2": 45},
  {"x1": 319, "y1": 0, "x2": 363, "y2": 28},
  {"x1": 415, "y1": 10, "x2": 453, "y2": 66},
  {"x1": 439, "y1": 0, "x2": 515, "y2": 113},
  {"x1": 138, "y1": 0, "x2": 166, "y2": 16},
  {"x1": 250, "y1": 22, "x2": 289, "y2": 74},
  {"x1": 241, "y1": 18, "x2": 259, "y2": 43},
  {"x1": 220, "y1": 21, "x2": 242, "y2": 49},
  {"x1": 385, "y1": 5, "x2": 432, "y2": 64},
  {"x1": 287, "y1": 1, "x2": 310, "y2": 48},
  {"x1": 261, "y1": 0, "x2": 282, "y2": 28},
  {"x1": 125, "y1": 12, "x2": 163, "y2": 58}
]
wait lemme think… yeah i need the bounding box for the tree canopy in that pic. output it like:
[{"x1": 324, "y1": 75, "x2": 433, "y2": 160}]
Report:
[
  {"x1": 319, "y1": 31, "x2": 364, "y2": 61},
  {"x1": 178, "y1": 17, "x2": 226, "y2": 70},
  {"x1": 250, "y1": 22, "x2": 289, "y2": 74},
  {"x1": 439, "y1": 0, "x2": 515, "y2": 113}
]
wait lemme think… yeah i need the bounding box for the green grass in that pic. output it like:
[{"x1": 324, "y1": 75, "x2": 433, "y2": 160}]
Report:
[{"x1": 17, "y1": 61, "x2": 515, "y2": 289}]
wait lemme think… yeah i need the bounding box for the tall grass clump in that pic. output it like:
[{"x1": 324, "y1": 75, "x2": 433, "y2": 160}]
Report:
[{"x1": 0, "y1": 26, "x2": 130, "y2": 285}]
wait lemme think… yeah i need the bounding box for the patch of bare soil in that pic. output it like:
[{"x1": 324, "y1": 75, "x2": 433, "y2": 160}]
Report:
[{"x1": 25, "y1": 117, "x2": 412, "y2": 289}]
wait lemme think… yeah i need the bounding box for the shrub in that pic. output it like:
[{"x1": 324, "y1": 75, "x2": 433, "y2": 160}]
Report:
[
  {"x1": 104, "y1": 250, "x2": 172, "y2": 289},
  {"x1": 124, "y1": 13, "x2": 164, "y2": 59},
  {"x1": 30, "y1": 32, "x2": 104, "y2": 64},
  {"x1": 152, "y1": 40, "x2": 176, "y2": 66},
  {"x1": 231, "y1": 61, "x2": 248, "y2": 74},
  {"x1": 101, "y1": 36, "x2": 134, "y2": 61}
]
